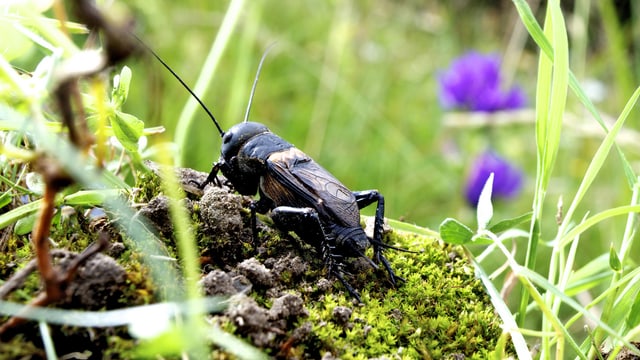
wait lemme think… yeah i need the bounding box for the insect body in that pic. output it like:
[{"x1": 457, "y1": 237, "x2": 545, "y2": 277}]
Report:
[
  {"x1": 203, "y1": 121, "x2": 403, "y2": 300},
  {"x1": 207, "y1": 124, "x2": 402, "y2": 300},
  {"x1": 146, "y1": 44, "x2": 404, "y2": 301}
]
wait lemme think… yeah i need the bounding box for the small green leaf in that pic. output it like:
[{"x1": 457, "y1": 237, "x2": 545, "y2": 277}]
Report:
[
  {"x1": 133, "y1": 325, "x2": 186, "y2": 357},
  {"x1": 0, "y1": 21, "x2": 33, "y2": 61},
  {"x1": 626, "y1": 290, "x2": 640, "y2": 329},
  {"x1": 488, "y1": 212, "x2": 533, "y2": 234},
  {"x1": 0, "y1": 192, "x2": 12, "y2": 209},
  {"x1": 470, "y1": 235, "x2": 494, "y2": 245},
  {"x1": 0, "y1": 200, "x2": 41, "y2": 230},
  {"x1": 111, "y1": 111, "x2": 144, "y2": 153},
  {"x1": 607, "y1": 278, "x2": 640, "y2": 334},
  {"x1": 14, "y1": 213, "x2": 37, "y2": 235},
  {"x1": 64, "y1": 189, "x2": 120, "y2": 206},
  {"x1": 111, "y1": 66, "x2": 132, "y2": 108},
  {"x1": 476, "y1": 173, "x2": 494, "y2": 230},
  {"x1": 386, "y1": 218, "x2": 439, "y2": 237},
  {"x1": 565, "y1": 254, "x2": 612, "y2": 296},
  {"x1": 439, "y1": 218, "x2": 474, "y2": 245},
  {"x1": 609, "y1": 244, "x2": 622, "y2": 272}
]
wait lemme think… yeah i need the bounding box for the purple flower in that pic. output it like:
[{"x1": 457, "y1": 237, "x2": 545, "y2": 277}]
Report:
[
  {"x1": 465, "y1": 150, "x2": 523, "y2": 207},
  {"x1": 438, "y1": 52, "x2": 527, "y2": 112}
]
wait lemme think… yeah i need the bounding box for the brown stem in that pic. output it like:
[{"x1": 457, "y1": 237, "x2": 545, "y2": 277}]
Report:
[{"x1": 32, "y1": 184, "x2": 65, "y2": 302}]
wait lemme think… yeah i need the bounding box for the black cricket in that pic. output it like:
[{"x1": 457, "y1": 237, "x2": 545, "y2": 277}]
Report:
[{"x1": 147, "y1": 45, "x2": 404, "y2": 301}]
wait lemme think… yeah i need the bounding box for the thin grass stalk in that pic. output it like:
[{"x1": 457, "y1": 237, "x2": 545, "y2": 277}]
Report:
[
  {"x1": 91, "y1": 77, "x2": 108, "y2": 166},
  {"x1": 39, "y1": 321, "x2": 57, "y2": 360},
  {"x1": 467, "y1": 248, "x2": 531, "y2": 359},
  {"x1": 540, "y1": 1, "x2": 574, "y2": 359},
  {"x1": 223, "y1": 1, "x2": 263, "y2": 125},
  {"x1": 521, "y1": 266, "x2": 640, "y2": 357},
  {"x1": 597, "y1": 0, "x2": 635, "y2": 106},
  {"x1": 551, "y1": 214, "x2": 586, "y2": 316},
  {"x1": 564, "y1": 267, "x2": 640, "y2": 331},
  {"x1": 174, "y1": 0, "x2": 245, "y2": 166},
  {"x1": 157, "y1": 142, "x2": 208, "y2": 356},
  {"x1": 502, "y1": 0, "x2": 537, "y2": 88},
  {"x1": 589, "y1": 178, "x2": 640, "y2": 357},
  {"x1": 569, "y1": 0, "x2": 591, "y2": 79},
  {"x1": 519, "y1": 0, "x2": 570, "y2": 333},
  {"x1": 618, "y1": 179, "x2": 640, "y2": 264},
  {"x1": 555, "y1": 85, "x2": 640, "y2": 250},
  {"x1": 304, "y1": 2, "x2": 350, "y2": 156},
  {"x1": 634, "y1": 2, "x2": 640, "y2": 81},
  {"x1": 517, "y1": 1, "x2": 552, "y2": 327}
]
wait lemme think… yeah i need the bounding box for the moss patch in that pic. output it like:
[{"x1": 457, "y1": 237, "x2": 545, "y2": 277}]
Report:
[{"x1": 280, "y1": 231, "x2": 504, "y2": 359}]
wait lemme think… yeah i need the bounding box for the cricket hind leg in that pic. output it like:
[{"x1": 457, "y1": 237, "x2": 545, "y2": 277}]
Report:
[
  {"x1": 271, "y1": 206, "x2": 362, "y2": 302},
  {"x1": 352, "y1": 190, "x2": 405, "y2": 286}
]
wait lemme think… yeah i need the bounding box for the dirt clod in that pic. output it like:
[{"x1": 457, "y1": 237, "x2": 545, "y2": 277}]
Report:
[
  {"x1": 225, "y1": 292, "x2": 309, "y2": 349},
  {"x1": 271, "y1": 254, "x2": 308, "y2": 281},
  {"x1": 200, "y1": 269, "x2": 238, "y2": 296},
  {"x1": 227, "y1": 295, "x2": 274, "y2": 347},
  {"x1": 292, "y1": 321, "x2": 312, "y2": 341},
  {"x1": 55, "y1": 251, "x2": 126, "y2": 310},
  {"x1": 321, "y1": 352, "x2": 338, "y2": 360},
  {"x1": 269, "y1": 293, "x2": 308, "y2": 321},
  {"x1": 199, "y1": 187, "x2": 248, "y2": 241},
  {"x1": 137, "y1": 195, "x2": 193, "y2": 239},
  {"x1": 316, "y1": 278, "x2": 334, "y2": 293},
  {"x1": 107, "y1": 241, "x2": 126, "y2": 258},
  {"x1": 237, "y1": 257, "x2": 275, "y2": 288},
  {"x1": 197, "y1": 186, "x2": 254, "y2": 266},
  {"x1": 331, "y1": 306, "x2": 352, "y2": 326}
]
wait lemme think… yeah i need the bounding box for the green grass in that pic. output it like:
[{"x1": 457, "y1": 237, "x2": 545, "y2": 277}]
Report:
[{"x1": 439, "y1": 0, "x2": 640, "y2": 358}]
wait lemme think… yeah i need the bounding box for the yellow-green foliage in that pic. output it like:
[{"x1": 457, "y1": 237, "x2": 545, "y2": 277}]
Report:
[
  {"x1": 0, "y1": 335, "x2": 45, "y2": 359},
  {"x1": 132, "y1": 169, "x2": 162, "y2": 204},
  {"x1": 302, "y1": 231, "x2": 504, "y2": 359}
]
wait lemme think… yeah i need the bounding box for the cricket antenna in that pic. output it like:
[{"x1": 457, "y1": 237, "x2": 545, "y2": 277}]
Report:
[
  {"x1": 132, "y1": 33, "x2": 225, "y2": 137},
  {"x1": 244, "y1": 43, "x2": 277, "y2": 123}
]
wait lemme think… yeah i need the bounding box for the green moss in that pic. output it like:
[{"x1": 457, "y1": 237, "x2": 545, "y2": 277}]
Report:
[
  {"x1": 0, "y1": 335, "x2": 45, "y2": 358},
  {"x1": 295, "y1": 230, "x2": 506, "y2": 359},
  {"x1": 198, "y1": 218, "x2": 506, "y2": 358},
  {"x1": 13, "y1": 238, "x2": 33, "y2": 261},
  {"x1": 103, "y1": 335, "x2": 138, "y2": 359},
  {"x1": 132, "y1": 169, "x2": 162, "y2": 204},
  {"x1": 119, "y1": 251, "x2": 157, "y2": 305}
]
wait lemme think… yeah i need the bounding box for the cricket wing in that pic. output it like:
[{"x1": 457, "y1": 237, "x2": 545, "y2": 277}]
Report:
[{"x1": 263, "y1": 148, "x2": 360, "y2": 227}]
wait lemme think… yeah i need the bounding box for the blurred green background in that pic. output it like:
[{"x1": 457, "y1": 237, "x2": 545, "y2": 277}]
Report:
[
  {"x1": 70, "y1": 0, "x2": 639, "y2": 259},
  {"x1": 122, "y1": 1, "x2": 529, "y2": 225}
]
